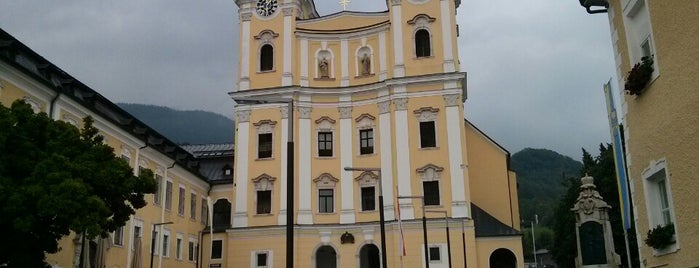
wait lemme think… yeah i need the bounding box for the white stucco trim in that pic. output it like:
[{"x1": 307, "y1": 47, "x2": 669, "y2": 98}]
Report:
[
  {"x1": 379, "y1": 31, "x2": 388, "y2": 81},
  {"x1": 234, "y1": 121, "x2": 250, "y2": 227},
  {"x1": 300, "y1": 39, "x2": 309, "y2": 87},
  {"x1": 446, "y1": 105, "x2": 468, "y2": 217},
  {"x1": 278, "y1": 116, "x2": 288, "y2": 225},
  {"x1": 379, "y1": 110, "x2": 395, "y2": 220},
  {"x1": 392, "y1": 7, "x2": 405, "y2": 77},
  {"x1": 341, "y1": 39, "x2": 349, "y2": 87},
  {"x1": 395, "y1": 106, "x2": 414, "y2": 219},
  {"x1": 440, "y1": 0, "x2": 455, "y2": 72},
  {"x1": 340, "y1": 115, "x2": 356, "y2": 223},
  {"x1": 240, "y1": 20, "x2": 251, "y2": 91},
  {"x1": 282, "y1": 14, "x2": 293, "y2": 86},
  {"x1": 298, "y1": 98, "x2": 313, "y2": 224}
]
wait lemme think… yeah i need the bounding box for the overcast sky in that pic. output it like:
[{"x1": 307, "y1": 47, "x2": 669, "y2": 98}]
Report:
[{"x1": 0, "y1": 0, "x2": 617, "y2": 159}]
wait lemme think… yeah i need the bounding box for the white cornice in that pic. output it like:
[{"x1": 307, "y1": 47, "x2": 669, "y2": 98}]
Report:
[{"x1": 297, "y1": 11, "x2": 388, "y2": 25}]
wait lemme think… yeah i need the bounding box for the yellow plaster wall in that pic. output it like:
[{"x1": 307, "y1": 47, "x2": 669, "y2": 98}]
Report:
[
  {"x1": 475, "y1": 237, "x2": 525, "y2": 268},
  {"x1": 400, "y1": 2, "x2": 445, "y2": 77},
  {"x1": 248, "y1": 16, "x2": 286, "y2": 90},
  {"x1": 465, "y1": 123, "x2": 517, "y2": 227}
]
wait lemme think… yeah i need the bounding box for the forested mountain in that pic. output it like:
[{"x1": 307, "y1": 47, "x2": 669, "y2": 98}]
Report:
[
  {"x1": 512, "y1": 148, "x2": 582, "y2": 227},
  {"x1": 118, "y1": 103, "x2": 234, "y2": 145}
]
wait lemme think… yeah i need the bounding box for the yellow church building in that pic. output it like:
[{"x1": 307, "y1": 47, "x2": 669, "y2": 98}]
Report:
[
  {"x1": 219, "y1": 0, "x2": 524, "y2": 268},
  {"x1": 1, "y1": 0, "x2": 524, "y2": 267}
]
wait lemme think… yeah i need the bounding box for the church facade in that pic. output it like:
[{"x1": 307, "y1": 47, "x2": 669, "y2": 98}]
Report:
[{"x1": 219, "y1": 0, "x2": 523, "y2": 268}]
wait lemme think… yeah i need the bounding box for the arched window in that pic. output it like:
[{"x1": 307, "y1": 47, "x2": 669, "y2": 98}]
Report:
[
  {"x1": 260, "y1": 44, "x2": 274, "y2": 71},
  {"x1": 212, "y1": 199, "x2": 231, "y2": 228},
  {"x1": 415, "y1": 29, "x2": 431, "y2": 58}
]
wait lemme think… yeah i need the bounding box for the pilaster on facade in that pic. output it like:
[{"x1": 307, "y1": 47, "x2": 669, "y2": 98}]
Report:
[
  {"x1": 378, "y1": 99, "x2": 395, "y2": 220},
  {"x1": 444, "y1": 94, "x2": 469, "y2": 217},
  {"x1": 391, "y1": 6, "x2": 405, "y2": 78},
  {"x1": 440, "y1": 0, "x2": 456, "y2": 73},
  {"x1": 393, "y1": 95, "x2": 414, "y2": 219},
  {"x1": 300, "y1": 39, "x2": 309, "y2": 87},
  {"x1": 339, "y1": 104, "x2": 356, "y2": 224},
  {"x1": 282, "y1": 7, "x2": 294, "y2": 87},
  {"x1": 239, "y1": 12, "x2": 252, "y2": 91},
  {"x1": 278, "y1": 106, "x2": 289, "y2": 225},
  {"x1": 297, "y1": 105, "x2": 313, "y2": 224},
  {"x1": 233, "y1": 109, "x2": 251, "y2": 227},
  {"x1": 341, "y1": 39, "x2": 350, "y2": 87}
]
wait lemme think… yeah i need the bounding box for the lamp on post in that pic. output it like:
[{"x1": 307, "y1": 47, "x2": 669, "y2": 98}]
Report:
[
  {"x1": 344, "y1": 167, "x2": 387, "y2": 268},
  {"x1": 426, "y1": 210, "x2": 452, "y2": 268},
  {"x1": 150, "y1": 221, "x2": 173, "y2": 268},
  {"x1": 232, "y1": 97, "x2": 294, "y2": 268},
  {"x1": 398, "y1": 195, "x2": 429, "y2": 268}
]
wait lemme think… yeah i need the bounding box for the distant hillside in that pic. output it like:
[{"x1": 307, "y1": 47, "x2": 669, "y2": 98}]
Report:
[
  {"x1": 118, "y1": 103, "x2": 234, "y2": 145},
  {"x1": 512, "y1": 148, "x2": 582, "y2": 226}
]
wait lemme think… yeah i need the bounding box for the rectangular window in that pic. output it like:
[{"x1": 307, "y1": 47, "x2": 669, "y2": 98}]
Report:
[
  {"x1": 257, "y1": 190, "x2": 272, "y2": 214},
  {"x1": 318, "y1": 132, "x2": 333, "y2": 157},
  {"x1": 201, "y1": 197, "x2": 208, "y2": 225},
  {"x1": 176, "y1": 237, "x2": 183, "y2": 260},
  {"x1": 154, "y1": 174, "x2": 162, "y2": 205},
  {"x1": 359, "y1": 129, "x2": 374, "y2": 155},
  {"x1": 641, "y1": 38, "x2": 653, "y2": 58},
  {"x1": 429, "y1": 246, "x2": 441, "y2": 261},
  {"x1": 178, "y1": 186, "x2": 186, "y2": 216},
  {"x1": 658, "y1": 179, "x2": 672, "y2": 225},
  {"x1": 162, "y1": 232, "x2": 170, "y2": 257},
  {"x1": 113, "y1": 226, "x2": 124, "y2": 246},
  {"x1": 318, "y1": 189, "x2": 334, "y2": 213},
  {"x1": 211, "y1": 240, "x2": 223, "y2": 259},
  {"x1": 423, "y1": 181, "x2": 440, "y2": 206},
  {"x1": 257, "y1": 252, "x2": 268, "y2": 267},
  {"x1": 419, "y1": 121, "x2": 436, "y2": 148},
  {"x1": 188, "y1": 240, "x2": 195, "y2": 261},
  {"x1": 133, "y1": 226, "x2": 142, "y2": 249},
  {"x1": 361, "y1": 187, "x2": 376, "y2": 211},
  {"x1": 258, "y1": 133, "x2": 273, "y2": 158},
  {"x1": 165, "y1": 181, "x2": 173, "y2": 210},
  {"x1": 190, "y1": 193, "x2": 197, "y2": 220}
]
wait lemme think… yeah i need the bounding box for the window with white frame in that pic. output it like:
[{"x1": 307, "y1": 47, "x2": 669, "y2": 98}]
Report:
[
  {"x1": 255, "y1": 30, "x2": 278, "y2": 72},
  {"x1": 253, "y1": 174, "x2": 276, "y2": 214},
  {"x1": 254, "y1": 120, "x2": 277, "y2": 159},
  {"x1": 429, "y1": 246, "x2": 441, "y2": 261},
  {"x1": 188, "y1": 237, "x2": 198, "y2": 262},
  {"x1": 201, "y1": 197, "x2": 208, "y2": 225},
  {"x1": 211, "y1": 240, "x2": 223, "y2": 259},
  {"x1": 121, "y1": 146, "x2": 132, "y2": 165},
  {"x1": 256, "y1": 251, "x2": 269, "y2": 268},
  {"x1": 176, "y1": 233, "x2": 183, "y2": 260},
  {"x1": 642, "y1": 159, "x2": 676, "y2": 230},
  {"x1": 178, "y1": 185, "x2": 186, "y2": 216},
  {"x1": 162, "y1": 229, "x2": 170, "y2": 257},
  {"x1": 132, "y1": 222, "x2": 143, "y2": 250},
  {"x1": 414, "y1": 107, "x2": 439, "y2": 148},
  {"x1": 151, "y1": 229, "x2": 159, "y2": 255},
  {"x1": 314, "y1": 173, "x2": 338, "y2": 213},
  {"x1": 355, "y1": 171, "x2": 378, "y2": 211},
  {"x1": 165, "y1": 180, "x2": 173, "y2": 210},
  {"x1": 417, "y1": 164, "x2": 443, "y2": 206},
  {"x1": 355, "y1": 114, "x2": 376, "y2": 155},
  {"x1": 21, "y1": 96, "x2": 42, "y2": 113},
  {"x1": 407, "y1": 14, "x2": 436, "y2": 58},
  {"x1": 315, "y1": 116, "x2": 336, "y2": 157},
  {"x1": 113, "y1": 226, "x2": 124, "y2": 246}
]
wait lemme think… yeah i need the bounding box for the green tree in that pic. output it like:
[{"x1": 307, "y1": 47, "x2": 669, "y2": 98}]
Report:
[
  {"x1": 551, "y1": 145, "x2": 639, "y2": 268},
  {"x1": 0, "y1": 100, "x2": 157, "y2": 267},
  {"x1": 522, "y1": 226, "x2": 555, "y2": 261}
]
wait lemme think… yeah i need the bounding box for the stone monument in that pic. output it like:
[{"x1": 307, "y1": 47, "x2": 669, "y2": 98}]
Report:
[{"x1": 571, "y1": 175, "x2": 620, "y2": 267}]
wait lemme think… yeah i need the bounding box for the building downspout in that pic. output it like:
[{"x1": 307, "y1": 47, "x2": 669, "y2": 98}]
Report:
[
  {"x1": 157, "y1": 162, "x2": 176, "y2": 268},
  {"x1": 197, "y1": 186, "x2": 212, "y2": 268},
  {"x1": 48, "y1": 92, "x2": 60, "y2": 119}
]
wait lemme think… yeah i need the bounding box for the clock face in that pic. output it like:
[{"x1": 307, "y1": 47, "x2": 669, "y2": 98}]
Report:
[{"x1": 256, "y1": 0, "x2": 278, "y2": 17}]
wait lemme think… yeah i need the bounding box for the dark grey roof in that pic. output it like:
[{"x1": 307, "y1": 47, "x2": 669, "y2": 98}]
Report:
[
  {"x1": 0, "y1": 28, "x2": 207, "y2": 182},
  {"x1": 182, "y1": 144, "x2": 234, "y2": 158},
  {"x1": 471, "y1": 203, "x2": 521, "y2": 238}
]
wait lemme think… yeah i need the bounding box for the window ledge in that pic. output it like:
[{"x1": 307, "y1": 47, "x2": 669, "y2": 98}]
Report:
[
  {"x1": 415, "y1": 56, "x2": 435, "y2": 60},
  {"x1": 254, "y1": 213, "x2": 274, "y2": 217},
  {"x1": 255, "y1": 157, "x2": 275, "y2": 161},
  {"x1": 354, "y1": 74, "x2": 376, "y2": 79},
  {"x1": 317, "y1": 212, "x2": 337, "y2": 215},
  {"x1": 419, "y1": 146, "x2": 440, "y2": 151},
  {"x1": 315, "y1": 156, "x2": 336, "y2": 160},
  {"x1": 358, "y1": 153, "x2": 377, "y2": 158},
  {"x1": 257, "y1": 70, "x2": 276, "y2": 74},
  {"x1": 314, "y1": 77, "x2": 336, "y2": 81},
  {"x1": 425, "y1": 205, "x2": 444, "y2": 208},
  {"x1": 358, "y1": 210, "x2": 378, "y2": 214}
]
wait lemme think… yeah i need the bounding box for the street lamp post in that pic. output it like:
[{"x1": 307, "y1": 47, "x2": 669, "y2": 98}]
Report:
[
  {"x1": 150, "y1": 221, "x2": 173, "y2": 268},
  {"x1": 531, "y1": 214, "x2": 538, "y2": 268},
  {"x1": 398, "y1": 195, "x2": 429, "y2": 268},
  {"x1": 426, "y1": 210, "x2": 452, "y2": 268},
  {"x1": 344, "y1": 167, "x2": 387, "y2": 268},
  {"x1": 232, "y1": 97, "x2": 294, "y2": 268}
]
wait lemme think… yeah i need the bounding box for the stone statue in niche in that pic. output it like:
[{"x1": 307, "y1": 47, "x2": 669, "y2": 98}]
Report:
[
  {"x1": 361, "y1": 53, "x2": 371, "y2": 76},
  {"x1": 319, "y1": 57, "x2": 329, "y2": 78}
]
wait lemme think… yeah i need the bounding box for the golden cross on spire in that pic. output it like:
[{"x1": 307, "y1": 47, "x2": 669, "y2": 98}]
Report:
[{"x1": 339, "y1": 0, "x2": 351, "y2": 10}]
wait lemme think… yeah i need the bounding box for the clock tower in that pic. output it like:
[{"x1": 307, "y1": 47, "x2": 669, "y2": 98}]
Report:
[{"x1": 234, "y1": 0, "x2": 318, "y2": 91}]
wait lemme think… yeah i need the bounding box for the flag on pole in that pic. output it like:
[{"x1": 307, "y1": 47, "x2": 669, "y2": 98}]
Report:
[
  {"x1": 604, "y1": 81, "x2": 632, "y2": 230},
  {"x1": 395, "y1": 186, "x2": 406, "y2": 256}
]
